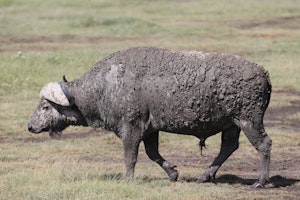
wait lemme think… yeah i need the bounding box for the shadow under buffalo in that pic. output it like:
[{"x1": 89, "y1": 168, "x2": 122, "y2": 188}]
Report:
[
  {"x1": 94, "y1": 173, "x2": 299, "y2": 188},
  {"x1": 180, "y1": 175, "x2": 300, "y2": 188}
]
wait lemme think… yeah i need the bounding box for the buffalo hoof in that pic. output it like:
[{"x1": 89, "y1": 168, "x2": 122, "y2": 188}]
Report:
[
  {"x1": 197, "y1": 174, "x2": 214, "y2": 183},
  {"x1": 163, "y1": 162, "x2": 179, "y2": 182},
  {"x1": 251, "y1": 181, "x2": 265, "y2": 189},
  {"x1": 197, "y1": 166, "x2": 218, "y2": 183},
  {"x1": 169, "y1": 170, "x2": 179, "y2": 182}
]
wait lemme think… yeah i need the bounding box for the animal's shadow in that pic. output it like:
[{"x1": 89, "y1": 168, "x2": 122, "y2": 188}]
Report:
[
  {"x1": 96, "y1": 173, "x2": 299, "y2": 188},
  {"x1": 180, "y1": 174, "x2": 300, "y2": 188}
]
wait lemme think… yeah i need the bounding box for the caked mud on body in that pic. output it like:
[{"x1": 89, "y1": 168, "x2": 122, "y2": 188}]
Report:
[{"x1": 28, "y1": 47, "x2": 272, "y2": 188}]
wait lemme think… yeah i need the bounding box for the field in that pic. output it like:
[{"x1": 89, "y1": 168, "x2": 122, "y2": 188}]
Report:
[{"x1": 0, "y1": 0, "x2": 300, "y2": 199}]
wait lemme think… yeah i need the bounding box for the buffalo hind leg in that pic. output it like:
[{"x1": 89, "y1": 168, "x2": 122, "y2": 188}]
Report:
[
  {"x1": 143, "y1": 131, "x2": 179, "y2": 181},
  {"x1": 198, "y1": 125, "x2": 241, "y2": 183},
  {"x1": 239, "y1": 121, "x2": 272, "y2": 188}
]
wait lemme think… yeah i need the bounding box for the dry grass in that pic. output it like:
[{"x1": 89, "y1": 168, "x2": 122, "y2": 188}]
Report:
[
  {"x1": 0, "y1": 128, "x2": 299, "y2": 199},
  {"x1": 0, "y1": 0, "x2": 300, "y2": 199}
]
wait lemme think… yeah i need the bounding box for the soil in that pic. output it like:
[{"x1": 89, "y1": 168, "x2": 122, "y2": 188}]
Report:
[
  {"x1": 237, "y1": 15, "x2": 300, "y2": 30},
  {"x1": 265, "y1": 89, "x2": 300, "y2": 131},
  {"x1": 0, "y1": 35, "x2": 127, "y2": 52}
]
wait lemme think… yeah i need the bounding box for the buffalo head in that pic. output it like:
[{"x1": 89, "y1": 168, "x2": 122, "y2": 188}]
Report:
[{"x1": 28, "y1": 81, "x2": 76, "y2": 138}]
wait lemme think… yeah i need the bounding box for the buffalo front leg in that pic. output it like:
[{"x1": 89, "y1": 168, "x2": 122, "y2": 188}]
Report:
[
  {"x1": 143, "y1": 131, "x2": 179, "y2": 181},
  {"x1": 198, "y1": 125, "x2": 241, "y2": 183},
  {"x1": 122, "y1": 128, "x2": 142, "y2": 182}
]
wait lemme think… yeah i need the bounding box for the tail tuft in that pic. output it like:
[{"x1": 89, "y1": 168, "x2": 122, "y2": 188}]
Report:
[{"x1": 199, "y1": 138, "x2": 207, "y2": 156}]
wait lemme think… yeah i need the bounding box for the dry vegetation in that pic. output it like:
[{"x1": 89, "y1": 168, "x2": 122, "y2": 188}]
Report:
[{"x1": 0, "y1": 0, "x2": 299, "y2": 199}]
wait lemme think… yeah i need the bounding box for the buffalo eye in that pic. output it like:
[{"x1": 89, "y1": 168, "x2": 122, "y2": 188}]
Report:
[{"x1": 42, "y1": 105, "x2": 50, "y2": 111}]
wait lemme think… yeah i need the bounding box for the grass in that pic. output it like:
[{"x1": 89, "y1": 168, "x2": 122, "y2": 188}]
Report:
[
  {"x1": 0, "y1": 0, "x2": 300, "y2": 199},
  {"x1": 0, "y1": 132, "x2": 299, "y2": 199}
]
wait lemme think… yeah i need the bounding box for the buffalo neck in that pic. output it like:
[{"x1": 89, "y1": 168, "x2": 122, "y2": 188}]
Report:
[{"x1": 64, "y1": 79, "x2": 107, "y2": 129}]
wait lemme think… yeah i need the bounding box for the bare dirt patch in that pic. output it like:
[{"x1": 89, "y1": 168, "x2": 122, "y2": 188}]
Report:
[
  {"x1": 264, "y1": 89, "x2": 300, "y2": 133},
  {"x1": 242, "y1": 32, "x2": 287, "y2": 40},
  {"x1": 0, "y1": 35, "x2": 119, "y2": 44},
  {"x1": 238, "y1": 15, "x2": 300, "y2": 29},
  {"x1": 0, "y1": 35, "x2": 126, "y2": 52}
]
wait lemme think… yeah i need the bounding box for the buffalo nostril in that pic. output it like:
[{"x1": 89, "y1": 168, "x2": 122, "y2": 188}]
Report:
[{"x1": 28, "y1": 125, "x2": 33, "y2": 132}]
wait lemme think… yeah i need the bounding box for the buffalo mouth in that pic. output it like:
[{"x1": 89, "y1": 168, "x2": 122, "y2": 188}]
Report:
[
  {"x1": 28, "y1": 125, "x2": 49, "y2": 134},
  {"x1": 27, "y1": 125, "x2": 61, "y2": 139},
  {"x1": 28, "y1": 120, "x2": 67, "y2": 138}
]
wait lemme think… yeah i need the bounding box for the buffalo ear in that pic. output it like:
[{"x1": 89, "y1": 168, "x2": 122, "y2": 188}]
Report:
[{"x1": 39, "y1": 82, "x2": 71, "y2": 106}]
